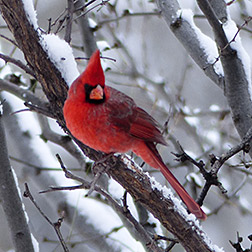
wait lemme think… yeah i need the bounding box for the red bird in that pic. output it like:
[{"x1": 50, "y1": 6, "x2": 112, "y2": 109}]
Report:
[{"x1": 63, "y1": 50, "x2": 207, "y2": 220}]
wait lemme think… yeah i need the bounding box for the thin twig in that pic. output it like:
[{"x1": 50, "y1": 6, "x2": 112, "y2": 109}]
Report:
[
  {"x1": 201, "y1": 126, "x2": 252, "y2": 205},
  {"x1": 221, "y1": 16, "x2": 252, "y2": 54},
  {"x1": 172, "y1": 142, "x2": 207, "y2": 176},
  {"x1": 0, "y1": 53, "x2": 35, "y2": 77},
  {"x1": 213, "y1": 125, "x2": 252, "y2": 172},
  {"x1": 75, "y1": 55, "x2": 116, "y2": 62},
  {"x1": 47, "y1": 9, "x2": 67, "y2": 33},
  {"x1": 9, "y1": 155, "x2": 81, "y2": 171},
  {"x1": 172, "y1": 141, "x2": 226, "y2": 206},
  {"x1": 204, "y1": 16, "x2": 252, "y2": 72},
  {"x1": 98, "y1": 11, "x2": 161, "y2": 26},
  {"x1": 85, "y1": 153, "x2": 115, "y2": 196},
  {"x1": 0, "y1": 33, "x2": 18, "y2": 47},
  {"x1": 37, "y1": 115, "x2": 87, "y2": 168},
  {"x1": 23, "y1": 183, "x2": 70, "y2": 252},
  {"x1": 56, "y1": 153, "x2": 86, "y2": 184},
  {"x1": 74, "y1": 0, "x2": 109, "y2": 21},
  {"x1": 74, "y1": 0, "x2": 97, "y2": 12},
  {"x1": 41, "y1": 154, "x2": 163, "y2": 252},
  {"x1": 24, "y1": 102, "x2": 55, "y2": 118},
  {"x1": 0, "y1": 79, "x2": 48, "y2": 110},
  {"x1": 64, "y1": 0, "x2": 74, "y2": 43}
]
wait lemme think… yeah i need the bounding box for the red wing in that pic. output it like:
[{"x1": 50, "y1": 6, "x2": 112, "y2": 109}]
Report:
[
  {"x1": 107, "y1": 87, "x2": 166, "y2": 145},
  {"x1": 130, "y1": 107, "x2": 167, "y2": 145},
  {"x1": 106, "y1": 88, "x2": 135, "y2": 133}
]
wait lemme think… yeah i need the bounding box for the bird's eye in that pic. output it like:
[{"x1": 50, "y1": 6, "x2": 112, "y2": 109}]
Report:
[
  {"x1": 84, "y1": 83, "x2": 93, "y2": 95},
  {"x1": 84, "y1": 83, "x2": 105, "y2": 104}
]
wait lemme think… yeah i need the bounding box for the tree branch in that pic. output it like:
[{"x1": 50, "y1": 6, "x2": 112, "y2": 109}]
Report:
[
  {"x1": 64, "y1": 0, "x2": 74, "y2": 43},
  {"x1": 0, "y1": 78, "x2": 49, "y2": 109},
  {"x1": 0, "y1": 102, "x2": 35, "y2": 252},
  {"x1": 155, "y1": 0, "x2": 225, "y2": 89},
  {"x1": 74, "y1": 0, "x2": 97, "y2": 57},
  {"x1": 0, "y1": 53, "x2": 35, "y2": 77},
  {"x1": 42, "y1": 154, "x2": 164, "y2": 252},
  {"x1": 196, "y1": 0, "x2": 252, "y2": 159},
  {"x1": 24, "y1": 183, "x2": 70, "y2": 252}
]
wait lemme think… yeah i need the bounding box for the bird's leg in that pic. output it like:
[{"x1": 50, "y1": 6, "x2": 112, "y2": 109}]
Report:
[
  {"x1": 85, "y1": 152, "x2": 115, "y2": 197},
  {"x1": 93, "y1": 152, "x2": 116, "y2": 172}
]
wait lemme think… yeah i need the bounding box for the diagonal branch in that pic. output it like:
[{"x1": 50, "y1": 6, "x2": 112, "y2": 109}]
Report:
[
  {"x1": 0, "y1": 53, "x2": 35, "y2": 77},
  {"x1": 41, "y1": 154, "x2": 164, "y2": 252},
  {"x1": 64, "y1": 0, "x2": 74, "y2": 43},
  {"x1": 0, "y1": 103, "x2": 35, "y2": 252},
  {"x1": 196, "y1": 0, "x2": 252, "y2": 159},
  {"x1": 155, "y1": 0, "x2": 225, "y2": 89},
  {"x1": 156, "y1": 0, "x2": 252, "y2": 160},
  {"x1": 24, "y1": 183, "x2": 70, "y2": 252}
]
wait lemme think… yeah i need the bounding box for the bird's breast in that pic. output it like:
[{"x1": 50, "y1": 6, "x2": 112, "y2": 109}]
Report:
[{"x1": 63, "y1": 99, "x2": 135, "y2": 154}]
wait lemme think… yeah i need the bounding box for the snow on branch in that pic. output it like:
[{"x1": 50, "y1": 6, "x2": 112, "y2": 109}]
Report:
[
  {"x1": 196, "y1": 0, "x2": 252, "y2": 158},
  {"x1": 222, "y1": 18, "x2": 252, "y2": 96},
  {"x1": 40, "y1": 34, "x2": 79, "y2": 85},
  {"x1": 156, "y1": 0, "x2": 225, "y2": 89},
  {"x1": 22, "y1": 0, "x2": 79, "y2": 85},
  {"x1": 22, "y1": 0, "x2": 38, "y2": 29},
  {"x1": 177, "y1": 9, "x2": 224, "y2": 77}
]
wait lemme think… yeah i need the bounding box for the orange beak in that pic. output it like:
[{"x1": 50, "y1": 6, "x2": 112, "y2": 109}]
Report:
[{"x1": 90, "y1": 85, "x2": 104, "y2": 100}]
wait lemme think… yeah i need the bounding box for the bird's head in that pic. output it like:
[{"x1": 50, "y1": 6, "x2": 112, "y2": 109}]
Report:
[{"x1": 68, "y1": 50, "x2": 106, "y2": 104}]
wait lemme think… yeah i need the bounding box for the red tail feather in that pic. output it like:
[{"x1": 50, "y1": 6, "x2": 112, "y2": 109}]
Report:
[{"x1": 146, "y1": 143, "x2": 207, "y2": 220}]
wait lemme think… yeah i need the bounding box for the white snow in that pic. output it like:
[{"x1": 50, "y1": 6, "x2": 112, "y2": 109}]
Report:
[
  {"x1": 148, "y1": 173, "x2": 225, "y2": 252},
  {"x1": 201, "y1": 233, "x2": 225, "y2": 252},
  {"x1": 12, "y1": 167, "x2": 22, "y2": 199},
  {"x1": 22, "y1": 0, "x2": 38, "y2": 29},
  {"x1": 22, "y1": 1, "x2": 79, "y2": 86},
  {"x1": 222, "y1": 19, "x2": 252, "y2": 98},
  {"x1": 187, "y1": 172, "x2": 203, "y2": 187},
  {"x1": 12, "y1": 167, "x2": 30, "y2": 224},
  {"x1": 0, "y1": 58, "x2": 5, "y2": 68},
  {"x1": 31, "y1": 233, "x2": 39, "y2": 252},
  {"x1": 88, "y1": 18, "x2": 97, "y2": 29},
  {"x1": 178, "y1": 9, "x2": 224, "y2": 76},
  {"x1": 12, "y1": 166, "x2": 39, "y2": 252},
  {"x1": 185, "y1": 116, "x2": 200, "y2": 127},
  {"x1": 40, "y1": 34, "x2": 79, "y2": 85},
  {"x1": 120, "y1": 153, "x2": 144, "y2": 172},
  {"x1": 97, "y1": 40, "x2": 111, "y2": 51},
  {"x1": 0, "y1": 102, "x2": 3, "y2": 115},
  {"x1": 210, "y1": 104, "x2": 220, "y2": 112},
  {"x1": 240, "y1": 196, "x2": 252, "y2": 211},
  {"x1": 2, "y1": 92, "x2": 60, "y2": 169},
  {"x1": 120, "y1": 155, "x2": 225, "y2": 250},
  {"x1": 206, "y1": 130, "x2": 220, "y2": 145},
  {"x1": 63, "y1": 187, "x2": 144, "y2": 252},
  {"x1": 108, "y1": 178, "x2": 125, "y2": 199},
  {"x1": 148, "y1": 174, "x2": 191, "y2": 218}
]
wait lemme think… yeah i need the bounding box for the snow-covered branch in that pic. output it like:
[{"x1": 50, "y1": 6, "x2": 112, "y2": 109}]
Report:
[
  {"x1": 156, "y1": 0, "x2": 225, "y2": 89},
  {"x1": 0, "y1": 104, "x2": 35, "y2": 252},
  {"x1": 157, "y1": 0, "x2": 252, "y2": 159},
  {"x1": 196, "y1": 0, "x2": 252, "y2": 157}
]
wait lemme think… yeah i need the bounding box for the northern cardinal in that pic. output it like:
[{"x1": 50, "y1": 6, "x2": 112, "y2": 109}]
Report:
[{"x1": 63, "y1": 50, "x2": 207, "y2": 220}]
